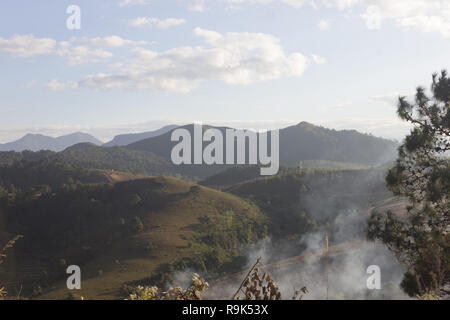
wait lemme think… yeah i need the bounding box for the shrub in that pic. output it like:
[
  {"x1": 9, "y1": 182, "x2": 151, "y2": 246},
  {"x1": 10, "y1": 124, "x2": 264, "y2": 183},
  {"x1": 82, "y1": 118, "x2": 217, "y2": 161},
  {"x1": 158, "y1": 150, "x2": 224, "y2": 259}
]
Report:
[
  {"x1": 130, "y1": 216, "x2": 144, "y2": 233},
  {"x1": 129, "y1": 274, "x2": 208, "y2": 300}
]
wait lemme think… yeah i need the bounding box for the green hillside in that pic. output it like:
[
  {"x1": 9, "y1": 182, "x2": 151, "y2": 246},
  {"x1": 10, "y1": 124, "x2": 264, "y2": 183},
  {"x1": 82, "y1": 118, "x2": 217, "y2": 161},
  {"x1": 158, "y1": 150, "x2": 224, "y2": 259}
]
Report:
[
  {"x1": 0, "y1": 162, "x2": 395, "y2": 300},
  {"x1": 0, "y1": 158, "x2": 108, "y2": 193},
  {"x1": 57, "y1": 143, "x2": 174, "y2": 176},
  {"x1": 1, "y1": 176, "x2": 267, "y2": 299},
  {"x1": 199, "y1": 161, "x2": 370, "y2": 189},
  {"x1": 278, "y1": 122, "x2": 398, "y2": 166},
  {"x1": 0, "y1": 143, "x2": 230, "y2": 181},
  {"x1": 0, "y1": 150, "x2": 55, "y2": 166}
]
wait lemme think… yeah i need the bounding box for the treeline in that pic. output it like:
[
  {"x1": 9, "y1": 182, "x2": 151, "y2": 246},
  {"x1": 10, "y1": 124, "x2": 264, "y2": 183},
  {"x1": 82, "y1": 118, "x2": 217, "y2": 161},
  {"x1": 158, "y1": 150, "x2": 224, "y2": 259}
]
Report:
[
  {"x1": 56, "y1": 143, "x2": 173, "y2": 176},
  {"x1": 0, "y1": 158, "x2": 108, "y2": 201},
  {"x1": 0, "y1": 144, "x2": 213, "y2": 182},
  {"x1": 0, "y1": 150, "x2": 54, "y2": 166}
]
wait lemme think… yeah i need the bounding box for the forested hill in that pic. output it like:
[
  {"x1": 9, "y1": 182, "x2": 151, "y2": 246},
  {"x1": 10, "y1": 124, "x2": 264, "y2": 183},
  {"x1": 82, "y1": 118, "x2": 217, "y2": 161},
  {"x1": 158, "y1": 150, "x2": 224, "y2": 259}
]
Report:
[
  {"x1": 126, "y1": 122, "x2": 398, "y2": 167},
  {"x1": 57, "y1": 143, "x2": 174, "y2": 176},
  {"x1": 278, "y1": 122, "x2": 398, "y2": 166},
  {"x1": 0, "y1": 158, "x2": 109, "y2": 196},
  {"x1": 0, "y1": 150, "x2": 55, "y2": 166},
  {"x1": 0, "y1": 122, "x2": 398, "y2": 183}
]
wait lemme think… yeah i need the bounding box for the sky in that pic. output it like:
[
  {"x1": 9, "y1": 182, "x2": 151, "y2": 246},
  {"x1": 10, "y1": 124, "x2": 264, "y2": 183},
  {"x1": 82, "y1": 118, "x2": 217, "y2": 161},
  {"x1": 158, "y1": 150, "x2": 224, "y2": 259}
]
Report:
[{"x1": 0, "y1": 0, "x2": 450, "y2": 143}]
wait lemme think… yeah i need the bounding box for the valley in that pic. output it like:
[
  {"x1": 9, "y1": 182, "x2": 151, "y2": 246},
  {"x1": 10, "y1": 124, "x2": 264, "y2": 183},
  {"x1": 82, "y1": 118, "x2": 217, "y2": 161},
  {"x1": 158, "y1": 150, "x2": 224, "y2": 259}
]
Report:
[{"x1": 0, "y1": 122, "x2": 409, "y2": 300}]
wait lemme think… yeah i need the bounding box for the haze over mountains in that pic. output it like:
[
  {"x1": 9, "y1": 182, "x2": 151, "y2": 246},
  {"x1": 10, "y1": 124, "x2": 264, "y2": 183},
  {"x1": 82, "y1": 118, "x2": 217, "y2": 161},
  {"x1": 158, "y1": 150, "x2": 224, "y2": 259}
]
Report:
[
  {"x1": 0, "y1": 122, "x2": 398, "y2": 180},
  {"x1": 103, "y1": 125, "x2": 179, "y2": 147},
  {"x1": 0, "y1": 121, "x2": 405, "y2": 300},
  {"x1": 0, "y1": 125, "x2": 180, "y2": 152},
  {"x1": 126, "y1": 122, "x2": 398, "y2": 168},
  {"x1": 0, "y1": 132, "x2": 102, "y2": 152}
]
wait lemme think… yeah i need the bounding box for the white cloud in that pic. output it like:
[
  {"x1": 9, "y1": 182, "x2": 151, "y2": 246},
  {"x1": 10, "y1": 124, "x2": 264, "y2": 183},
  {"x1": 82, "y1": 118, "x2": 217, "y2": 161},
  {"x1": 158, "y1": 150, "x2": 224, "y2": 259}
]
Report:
[
  {"x1": 129, "y1": 17, "x2": 187, "y2": 28},
  {"x1": 221, "y1": 0, "x2": 450, "y2": 37},
  {"x1": 45, "y1": 79, "x2": 79, "y2": 91},
  {"x1": 397, "y1": 14, "x2": 450, "y2": 37},
  {"x1": 189, "y1": 0, "x2": 206, "y2": 12},
  {"x1": 318, "y1": 19, "x2": 330, "y2": 30},
  {"x1": 221, "y1": 0, "x2": 308, "y2": 8},
  {"x1": 53, "y1": 28, "x2": 308, "y2": 93},
  {"x1": 0, "y1": 34, "x2": 145, "y2": 65},
  {"x1": 311, "y1": 54, "x2": 326, "y2": 64},
  {"x1": 281, "y1": 0, "x2": 308, "y2": 8},
  {"x1": 77, "y1": 36, "x2": 146, "y2": 47},
  {"x1": 331, "y1": 1, "x2": 450, "y2": 37},
  {"x1": 0, "y1": 34, "x2": 56, "y2": 57},
  {"x1": 361, "y1": 5, "x2": 382, "y2": 30},
  {"x1": 56, "y1": 44, "x2": 113, "y2": 66},
  {"x1": 118, "y1": 0, "x2": 150, "y2": 7}
]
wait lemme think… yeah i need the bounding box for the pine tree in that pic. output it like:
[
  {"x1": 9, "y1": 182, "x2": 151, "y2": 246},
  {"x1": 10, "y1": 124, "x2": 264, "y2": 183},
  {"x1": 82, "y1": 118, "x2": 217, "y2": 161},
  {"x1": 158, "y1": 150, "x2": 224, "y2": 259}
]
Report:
[{"x1": 368, "y1": 70, "x2": 449, "y2": 298}]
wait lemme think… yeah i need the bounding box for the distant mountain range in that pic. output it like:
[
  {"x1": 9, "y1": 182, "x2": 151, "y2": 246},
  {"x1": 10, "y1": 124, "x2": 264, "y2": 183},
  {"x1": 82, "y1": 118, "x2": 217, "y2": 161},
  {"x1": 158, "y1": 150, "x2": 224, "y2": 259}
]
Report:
[
  {"x1": 103, "y1": 125, "x2": 179, "y2": 147},
  {"x1": 0, "y1": 125, "x2": 180, "y2": 152},
  {"x1": 0, "y1": 132, "x2": 102, "y2": 152},
  {"x1": 0, "y1": 122, "x2": 399, "y2": 180},
  {"x1": 126, "y1": 122, "x2": 398, "y2": 167},
  {"x1": 278, "y1": 122, "x2": 398, "y2": 166}
]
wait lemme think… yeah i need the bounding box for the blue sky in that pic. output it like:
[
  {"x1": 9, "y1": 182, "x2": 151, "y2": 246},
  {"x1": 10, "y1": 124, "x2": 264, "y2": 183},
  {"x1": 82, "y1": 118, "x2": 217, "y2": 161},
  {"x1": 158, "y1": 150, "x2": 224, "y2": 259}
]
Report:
[{"x1": 1, "y1": 0, "x2": 450, "y2": 143}]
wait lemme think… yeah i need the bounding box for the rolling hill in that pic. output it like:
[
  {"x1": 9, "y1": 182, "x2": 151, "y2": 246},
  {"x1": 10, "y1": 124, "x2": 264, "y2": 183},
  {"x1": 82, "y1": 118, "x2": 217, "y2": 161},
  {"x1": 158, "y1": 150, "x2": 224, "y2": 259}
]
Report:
[
  {"x1": 199, "y1": 161, "x2": 371, "y2": 189},
  {"x1": 0, "y1": 132, "x2": 102, "y2": 152},
  {"x1": 126, "y1": 122, "x2": 398, "y2": 168},
  {"x1": 0, "y1": 157, "x2": 109, "y2": 192},
  {"x1": 57, "y1": 143, "x2": 175, "y2": 177},
  {"x1": 0, "y1": 143, "x2": 230, "y2": 181},
  {"x1": 0, "y1": 176, "x2": 268, "y2": 299},
  {"x1": 0, "y1": 122, "x2": 398, "y2": 183},
  {"x1": 278, "y1": 122, "x2": 398, "y2": 167},
  {"x1": 0, "y1": 160, "x2": 399, "y2": 300}
]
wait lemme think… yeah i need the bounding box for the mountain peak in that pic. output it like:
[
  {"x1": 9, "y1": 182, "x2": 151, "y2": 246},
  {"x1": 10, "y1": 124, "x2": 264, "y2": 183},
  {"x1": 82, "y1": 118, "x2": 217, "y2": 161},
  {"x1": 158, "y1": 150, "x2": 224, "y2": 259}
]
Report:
[
  {"x1": 103, "y1": 124, "x2": 179, "y2": 147},
  {"x1": 296, "y1": 121, "x2": 315, "y2": 127},
  {"x1": 0, "y1": 132, "x2": 102, "y2": 152}
]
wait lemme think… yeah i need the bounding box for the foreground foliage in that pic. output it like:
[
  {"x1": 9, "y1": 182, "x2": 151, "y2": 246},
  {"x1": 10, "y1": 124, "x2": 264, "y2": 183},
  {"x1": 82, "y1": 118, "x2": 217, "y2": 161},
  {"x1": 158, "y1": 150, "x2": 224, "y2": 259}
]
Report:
[
  {"x1": 129, "y1": 274, "x2": 209, "y2": 300},
  {"x1": 129, "y1": 258, "x2": 307, "y2": 300},
  {"x1": 0, "y1": 235, "x2": 23, "y2": 299},
  {"x1": 368, "y1": 70, "x2": 450, "y2": 298}
]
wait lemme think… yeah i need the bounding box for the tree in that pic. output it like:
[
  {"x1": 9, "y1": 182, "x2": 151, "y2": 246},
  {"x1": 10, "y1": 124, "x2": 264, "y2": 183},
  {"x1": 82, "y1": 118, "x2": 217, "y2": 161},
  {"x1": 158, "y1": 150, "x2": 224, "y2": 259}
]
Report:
[
  {"x1": 368, "y1": 70, "x2": 450, "y2": 298},
  {"x1": 129, "y1": 194, "x2": 141, "y2": 207}
]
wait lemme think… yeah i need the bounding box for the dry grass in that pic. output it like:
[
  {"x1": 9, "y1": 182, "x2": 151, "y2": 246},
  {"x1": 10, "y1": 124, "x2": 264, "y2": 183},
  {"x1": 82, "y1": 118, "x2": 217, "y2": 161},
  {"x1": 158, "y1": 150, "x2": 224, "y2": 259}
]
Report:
[
  {"x1": 232, "y1": 257, "x2": 307, "y2": 300},
  {"x1": 0, "y1": 235, "x2": 23, "y2": 298}
]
